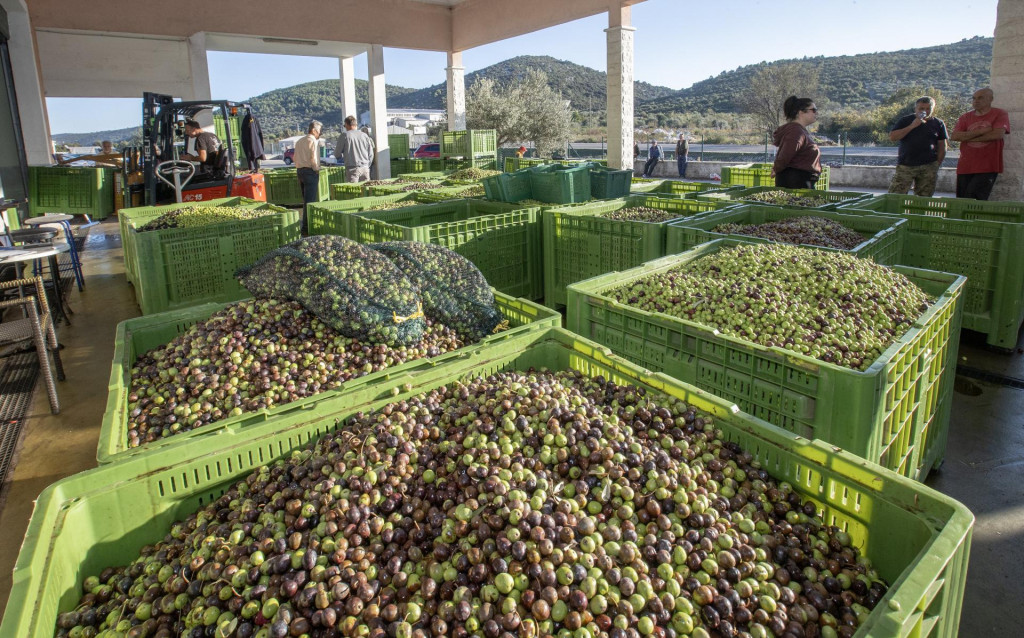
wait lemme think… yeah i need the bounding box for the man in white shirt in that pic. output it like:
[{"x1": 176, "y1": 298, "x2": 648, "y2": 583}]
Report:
[{"x1": 293, "y1": 120, "x2": 322, "y2": 234}]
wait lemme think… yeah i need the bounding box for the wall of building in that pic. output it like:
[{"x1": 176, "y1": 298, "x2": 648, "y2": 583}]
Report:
[{"x1": 34, "y1": 31, "x2": 197, "y2": 98}]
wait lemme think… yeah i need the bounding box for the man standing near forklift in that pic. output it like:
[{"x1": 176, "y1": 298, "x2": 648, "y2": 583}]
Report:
[
  {"x1": 339, "y1": 115, "x2": 375, "y2": 183},
  {"x1": 294, "y1": 119, "x2": 323, "y2": 234},
  {"x1": 180, "y1": 119, "x2": 221, "y2": 170}
]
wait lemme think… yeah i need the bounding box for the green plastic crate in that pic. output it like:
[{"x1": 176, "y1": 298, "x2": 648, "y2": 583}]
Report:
[
  {"x1": 567, "y1": 239, "x2": 965, "y2": 481},
  {"x1": 542, "y1": 196, "x2": 736, "y2": 307},
  {"x1": 388, "y1": 133, "x2": 411, "y2": 158},
  {"x1": 342, "y1": 200, "x2": 543, "y2": 299},
  {"x1": 124, "y1": 203, "x2": 300, "y2": 315},
  {"x1": 118, "y1": 197, "x2": 267, "y2": 286},
  {"x1": 629, "y1": 177, "x2": 666, "y2": 193},
  {"x1": 307, "y1": 192, "x2": 445, "y2": 234},
  {"x1": 398, "y1": 171, "x2": 448, "y2": 181},
  {"x1": 590, "y1": 167, "x2": 633, "y2": 199},
  {"x1": 665, "y1": 204, "x2": 906, "y2": 265},
  {"x1": 2, "y1": 327, "x2": 973, "y2": 638},
  {"x1": 28, "y1": 166, "x2": 115, "y2": 219},
  {"x1": 390, "y1": 158, "x2": 408, "y2": 175},
  {"x1": 322, "y1": 166, "x2": 346, "y2": 188},
  {"x1": 367, "y1": 180, "x2": 453, "y2": 197},
  {"x1": 404, "y1": 158, "x2": 444, "y2": 173},
  {"x1": 212, "y1": 113, "x2": 242, "y2": 145},
  {"x1": 262, "y1": 168, "x2": 329, "y2": 206},
  {"x1": 631, "y1": 180, "x2": 741, "y2": 197},
  {"x1": 414, "y1": 185, "x2": 485, "y2": 202},
  {"x1": 838, "y1": 197, "x2": 1024, "y2": 349},
  {"x1": 442, "y1": 129, "x2": 497, "y2": 158},
  {"x1": 482, "y1": 170, "x2": 533, "y2": 203},
  {"x1": 695, "y1": 186, "x2": 870, "y2": 210},
  {"x1": 97, "y1": 291, "x2": 559, "y2": 464},
  {"x1": 331, "y1": 182, "x2": 366, "y2": 200},
  {"x1": 845, "y1": 193, "x2": 1024, "y2": 223},
  {"x1": 503, "y1": 156, "x2": 548, "y2": 172},
  {"x1": 723, "y1": 163, "x2": 831, "y2": 190},
  {"x1": 530, "y1": 163, "x2": 592, "y2": 204},
  {"x1": 444, "y1": 157, "x2": 497, "y2": 172}
]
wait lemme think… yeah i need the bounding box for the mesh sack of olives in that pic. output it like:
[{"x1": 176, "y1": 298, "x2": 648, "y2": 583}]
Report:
[
  {"x1": 237, "y1": 235, "x2": 426, "y2": 347},
  {"x1": 369, "y1": 241, "x2": 504, "y2": 342}
]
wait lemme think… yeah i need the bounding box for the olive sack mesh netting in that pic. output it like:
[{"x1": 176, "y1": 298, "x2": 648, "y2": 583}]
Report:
[
  {"x1": 236, "y1": 236, "x2": 426, "y2": 347},
  {"x1": 368, "y1": 241, "x2": 504, "y2": 342}
]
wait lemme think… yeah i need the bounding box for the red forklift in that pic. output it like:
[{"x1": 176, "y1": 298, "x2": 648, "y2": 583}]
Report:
[{"x1": 137, "y1": 92, "x2": 266, "y2": 206}]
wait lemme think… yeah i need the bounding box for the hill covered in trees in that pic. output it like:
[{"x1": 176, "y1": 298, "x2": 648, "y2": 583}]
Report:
[
  {"x1": 53, "y1": 37, "x2": 992, "y2": 141},
  {"x1": 244, "y1": 55, "x2": 676, "y2": 136},
  {"x1": 394, "y1": 55, "x2": 678, "y2": 111},
  {"x1": 248, "y1": 79, "x2": 419, "y2": 136},
  {"x1": 639, "y1": 36, "x2": 992, "y2": 115}
]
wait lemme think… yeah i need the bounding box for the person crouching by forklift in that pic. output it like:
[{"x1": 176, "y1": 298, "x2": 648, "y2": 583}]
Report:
[
  {"x1": 294, "y1": 120, "x2": 323, "y2": 235},
  {"x1": 180, "y1": 119, "x2": 221, "y2": 172}
]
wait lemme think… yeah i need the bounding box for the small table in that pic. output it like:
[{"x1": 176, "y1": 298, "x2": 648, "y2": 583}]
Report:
[
  {"x1": 0, "y1": 244, "x2": 72, "y2": 325},
  {"x1": 22, "y1": 214, "x2": 85, "y2": 291}
]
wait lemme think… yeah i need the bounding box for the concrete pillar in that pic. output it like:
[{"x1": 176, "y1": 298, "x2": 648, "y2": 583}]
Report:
[
  {"x1": 990, "y1": 0, "x2": 1024, "y2": 201},
  {"x1": 186, "y1": 33, "x2": 211, "y2": 102},
  {"x1": 367, "y1": 44, "x2": 390, "y2": 178},
  {"x1": 5, "y1": 5, "x2": 51, "y2": 165},
  {"x1": 605, "y1": 2, "x2": 634, "y2": 170},
  {"x1": 338, "y1": 56, "x2": 357, "y2": 123},
  {"x1": 446, "y1": 50, "x2": 466, "y2": 131}
]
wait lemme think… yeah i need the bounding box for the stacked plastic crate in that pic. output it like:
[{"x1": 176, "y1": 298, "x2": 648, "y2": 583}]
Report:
[
  {"x1": 441, "y1": 129, "x2": 498, "y2": 172},
  {"x1": 388, "y1": 133, "x2": 410, "y2": 176}
]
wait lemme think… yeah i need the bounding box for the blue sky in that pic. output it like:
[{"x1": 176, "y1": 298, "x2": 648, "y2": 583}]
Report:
[{"x1": 46, "y1": 0, "x2": 998, "y2": 133}]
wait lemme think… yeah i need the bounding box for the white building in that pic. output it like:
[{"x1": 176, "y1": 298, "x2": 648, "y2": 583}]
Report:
[{"x1": 359, "y1": 108, "x2": 446, "y2": 130}]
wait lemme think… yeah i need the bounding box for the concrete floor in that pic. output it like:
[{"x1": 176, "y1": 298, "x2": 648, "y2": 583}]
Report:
[{"x1": 0, "y1": 217, "x2": 1020, "y2": 635}]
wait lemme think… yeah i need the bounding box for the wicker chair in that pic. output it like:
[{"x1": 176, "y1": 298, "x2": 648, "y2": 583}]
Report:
[{"x1": 0, "y1": 276, "x2": 64, "y2": 414}]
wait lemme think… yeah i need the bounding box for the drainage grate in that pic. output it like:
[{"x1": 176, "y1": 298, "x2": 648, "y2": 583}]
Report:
[
  {"x1": 0, "y1": 352, "x2": 42, "y2": 488},
  {"x1": 955, "y1": 365, "x2": 1024, "y2": 390}
]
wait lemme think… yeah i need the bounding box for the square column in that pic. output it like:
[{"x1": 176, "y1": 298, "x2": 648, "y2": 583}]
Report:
[
  {"x1": 338, "y1": 56, "x2": 357, "y2": 122},
  {"x1": 187, "y1": 33, "x2": 212, "y2": 103},
  {"x1": 990, "y1": 0, "x2": 1024, "y2": 201},
  {"x1": 367, "y1": 44, "x2": 390, "y2": 178},
  {"x1": 446, "y1": 50, "x2": 466, "y2": 131},
  {"x1": 5, "y1": 5, "x2": 52, "y2": 165},
  {"x1": 605, "y1": 24, "x2": 636, "y2": 170}
]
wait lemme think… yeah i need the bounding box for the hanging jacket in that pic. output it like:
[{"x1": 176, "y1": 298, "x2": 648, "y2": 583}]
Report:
[{"x1": 241, "y1": 111, "x2": 266, "y2": 171}]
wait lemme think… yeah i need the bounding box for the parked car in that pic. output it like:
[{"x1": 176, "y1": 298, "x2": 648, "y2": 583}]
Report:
[
  {"x1": 282, "y1": 148, "x2": 295, "y2": 164},
  {"x1": 413, "y1": 143, "x2": 440, "y2": 158}
]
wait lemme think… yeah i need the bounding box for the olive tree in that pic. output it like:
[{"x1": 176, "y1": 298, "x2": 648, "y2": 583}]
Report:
[
  {"x1": 739, "y1": 63, "x2": 821, "y2": 134},
  {"x1": 466, "y1": 69, "x2": 573, "y2": 155}
]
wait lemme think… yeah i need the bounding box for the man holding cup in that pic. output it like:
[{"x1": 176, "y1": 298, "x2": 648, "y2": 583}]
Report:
[{"x1": 887, "y1": 96, "x2": 948, "y2": 197}]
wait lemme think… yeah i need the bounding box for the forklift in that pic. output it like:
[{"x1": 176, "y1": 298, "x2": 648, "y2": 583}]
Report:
[{"x1": 132, "y1": 92, "x2": 266, "y2": 206}]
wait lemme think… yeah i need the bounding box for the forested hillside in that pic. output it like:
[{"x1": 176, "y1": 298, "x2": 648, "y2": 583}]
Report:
[
  {"x1": 639, "y1": 36, "x2": 992, "y2": 114},
  {"x1": 52, "y1": 37, "x2": 992, "y2": 141}
]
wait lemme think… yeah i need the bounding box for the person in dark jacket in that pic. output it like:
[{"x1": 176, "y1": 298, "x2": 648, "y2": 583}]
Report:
[
  {"x1": 772, "y1": 97, "x2": 821, "y2": 189},
  {"x1": 241, "y1": 111, "x2": 266, "y2": 172},
  {"x1": 676, "y1": 133, "x2": 690, "y2": 178},
  {"x1": 642, "y1": 140, "x2": 662, "y2": 178}
]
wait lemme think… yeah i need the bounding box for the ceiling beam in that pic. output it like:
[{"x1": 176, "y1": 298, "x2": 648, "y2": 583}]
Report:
[
  {"x1": 26, "y1": 0, "x2": 453, "y2": 51},
  {"x1": 452, "y1": 0, "x2": 645, "y2": 51}
]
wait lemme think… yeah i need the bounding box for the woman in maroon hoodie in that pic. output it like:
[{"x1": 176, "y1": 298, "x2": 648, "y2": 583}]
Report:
[{"x1": 772, "y1": 96, "x2": 822, "y2": 188}]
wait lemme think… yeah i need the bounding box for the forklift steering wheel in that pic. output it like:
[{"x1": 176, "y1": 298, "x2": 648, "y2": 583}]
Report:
[
  {"x1": 155, "y1": 161, "x2": 197, "y2": 187},
  {"x1": 155, "y1": 161, "x2": 197, "y2": 203}
]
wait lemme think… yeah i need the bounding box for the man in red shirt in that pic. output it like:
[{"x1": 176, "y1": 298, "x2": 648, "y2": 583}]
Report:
[{"x1": 951, "y1": 87, "x2": 1010, "y2": 200}]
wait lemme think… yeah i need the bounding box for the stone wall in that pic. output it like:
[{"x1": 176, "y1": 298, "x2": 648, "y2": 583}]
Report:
[{"x1": 634, "y1": 160, "x2": 958, "y2": 193}]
